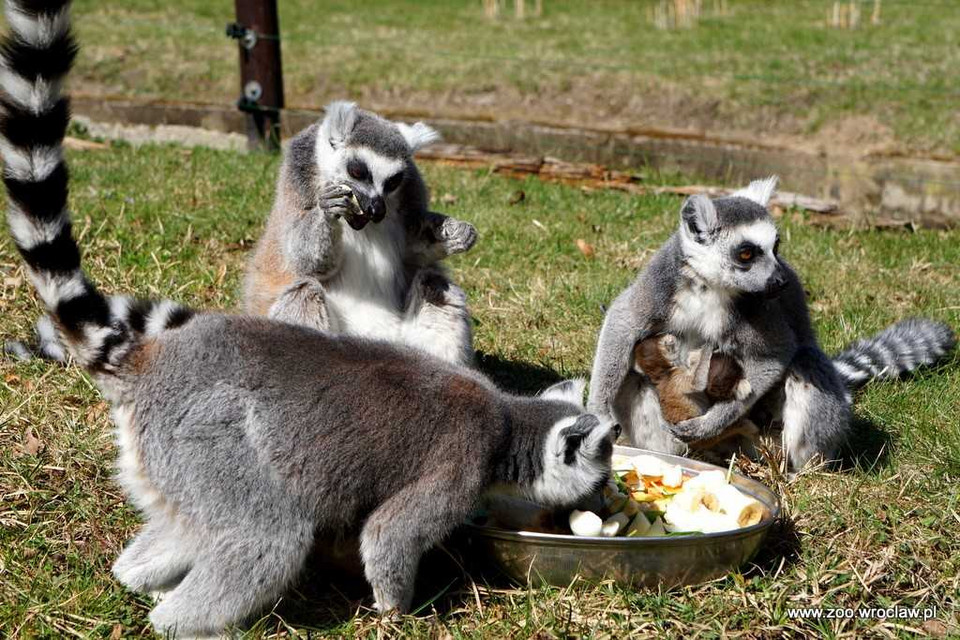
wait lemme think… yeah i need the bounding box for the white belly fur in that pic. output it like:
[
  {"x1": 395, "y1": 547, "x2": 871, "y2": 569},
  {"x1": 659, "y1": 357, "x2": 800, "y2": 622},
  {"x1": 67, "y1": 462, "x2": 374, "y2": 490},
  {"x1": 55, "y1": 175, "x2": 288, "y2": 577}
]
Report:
[{"x1": 326, "y1": 216, "x2": 407, "y2": 340}]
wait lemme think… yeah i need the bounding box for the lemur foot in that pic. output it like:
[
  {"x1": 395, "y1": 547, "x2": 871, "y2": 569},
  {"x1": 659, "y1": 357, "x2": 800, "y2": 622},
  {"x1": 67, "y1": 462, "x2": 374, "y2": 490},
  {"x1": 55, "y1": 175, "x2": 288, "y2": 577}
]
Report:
[
  {"x1": 439, "y1": 218, "x2": 478, "y2": 256},
  {"x1": 268, "y1": 278, "x2": 332, "y2": 331}
]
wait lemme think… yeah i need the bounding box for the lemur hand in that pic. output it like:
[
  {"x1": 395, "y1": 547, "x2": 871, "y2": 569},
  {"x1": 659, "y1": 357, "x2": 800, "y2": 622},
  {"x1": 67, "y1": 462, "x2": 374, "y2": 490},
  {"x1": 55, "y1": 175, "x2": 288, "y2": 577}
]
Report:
[
  {"x1": 439, "y1": 218, "x2": 477, "y2": 255},
  {"x1": 317, "y1": 183, "x2": 367, "y2": 230},
  {"x1": 667, "y1": 405, "x2": 738, "y2": 443}
]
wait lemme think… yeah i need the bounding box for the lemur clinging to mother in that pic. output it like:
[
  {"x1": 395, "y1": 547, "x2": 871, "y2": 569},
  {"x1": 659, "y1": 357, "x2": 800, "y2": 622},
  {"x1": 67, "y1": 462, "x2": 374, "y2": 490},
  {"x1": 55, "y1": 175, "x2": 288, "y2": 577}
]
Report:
[
  {"x1": 244, "y1": 102, "x2": 478, "y2": 366},
  {"x1": 589, "y1": 178, "x2": 955, "y2": 471},
  {"x1": 0, "y1": 1, "x2": 616, "y2": 636}
]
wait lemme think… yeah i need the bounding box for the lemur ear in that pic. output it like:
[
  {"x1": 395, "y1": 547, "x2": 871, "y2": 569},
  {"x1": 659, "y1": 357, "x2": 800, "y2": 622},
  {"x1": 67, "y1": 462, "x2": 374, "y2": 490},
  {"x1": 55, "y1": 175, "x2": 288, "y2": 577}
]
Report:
[
  {"x1": 321, "y1": 101, "x2": 358, "y2": 150},
  {"x1": 540, "y1": 379, "x2": 586, "y2": 406},
  {"x1": 680, "y1": 194, "x2": 718, "y2": 243},
  {"x1": 559, "y1": 415, "x2": 599, "y2": 463},
  {"x1": 731, "y1": 175, "x2": 778, "y2": 207},
  {"x1": 396, "y1": 122, "x2": 441, "y2": 153}
]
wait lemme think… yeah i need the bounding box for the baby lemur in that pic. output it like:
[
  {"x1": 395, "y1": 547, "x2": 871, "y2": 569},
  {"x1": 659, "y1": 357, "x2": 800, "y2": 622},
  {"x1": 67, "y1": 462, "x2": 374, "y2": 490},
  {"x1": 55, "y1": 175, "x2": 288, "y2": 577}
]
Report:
[
  {"x1": 589, "y1": 178, "x2": 955, "y2": 471},
  {"x1": 633, "y1": 334, "x2": 758, "y2": 451},
  {"x1": 0, "y1": 3, "x2": 616, "y2": 637},
  {"x1": 245, "y1": 102, "x2": 478, "y2": 366}
]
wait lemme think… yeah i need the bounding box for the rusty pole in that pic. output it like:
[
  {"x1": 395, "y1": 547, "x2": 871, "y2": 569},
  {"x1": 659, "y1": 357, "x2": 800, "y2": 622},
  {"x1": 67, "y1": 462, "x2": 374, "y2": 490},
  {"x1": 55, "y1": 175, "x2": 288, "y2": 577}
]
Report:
[{"x1": 229, "y1": 0, "x2": 284, "y2": 151}]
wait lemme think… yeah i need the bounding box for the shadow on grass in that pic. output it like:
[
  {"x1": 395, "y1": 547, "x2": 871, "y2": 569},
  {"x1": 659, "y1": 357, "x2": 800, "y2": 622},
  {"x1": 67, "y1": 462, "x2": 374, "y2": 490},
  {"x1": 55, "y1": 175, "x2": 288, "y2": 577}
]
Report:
[
  {"x1": 838, "y1": 415, "x2": 894, "y2": 474},
  {"x1": 476, "y1": 351, "x2": 566, "y2": 395},
  {"x1": 263, "y1": 535, "x2": 480, "y2": 632}
]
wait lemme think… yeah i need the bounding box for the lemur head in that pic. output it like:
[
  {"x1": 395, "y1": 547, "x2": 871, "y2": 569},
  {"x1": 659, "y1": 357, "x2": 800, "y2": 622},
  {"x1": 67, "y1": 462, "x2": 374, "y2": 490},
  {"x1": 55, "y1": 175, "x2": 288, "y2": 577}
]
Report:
[
  {"x1": 678, "y1": 176, "x2": 787, "y2": 297},
  {"x1": 523, "y1": 379, "x2": 619, "y2": 507},
  {"x1": 315, "y1": 101, "x2": 440, "y2": 229}
]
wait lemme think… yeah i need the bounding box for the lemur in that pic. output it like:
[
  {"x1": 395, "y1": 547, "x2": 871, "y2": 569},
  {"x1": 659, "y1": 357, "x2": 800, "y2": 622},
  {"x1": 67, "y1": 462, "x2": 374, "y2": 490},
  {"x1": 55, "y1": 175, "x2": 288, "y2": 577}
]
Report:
[
  {"x1": 633, "y1": 334, "x2": 759, "y2": 453},
  {"x1": 588, "y1": 178, "x2": 956, "y2": 471},
  {"x1": 244, "y1": 102, "x2": 478, "y2": 366},
  {"x1": 6, "y1": 104, "x2": 479, "y2": 367},
  {"x1": 0, "y1": 3, "x2": 616, "y2": 636}
]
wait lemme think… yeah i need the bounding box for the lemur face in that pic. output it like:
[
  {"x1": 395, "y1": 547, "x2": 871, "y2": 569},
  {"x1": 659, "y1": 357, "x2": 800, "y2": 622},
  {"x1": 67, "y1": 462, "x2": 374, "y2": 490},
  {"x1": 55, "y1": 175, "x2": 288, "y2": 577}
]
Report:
[
  {"x1": 526, "y1": 380, "x2": 618, "y2": 507},
  {"x1": 527, "y1": 413, "x2": 618, "y2": 506},
  {"x1": 678, "y1": 177, "x2": 787, "y2": 297},
  {"x1": 314, "y1": 101, "x2": 439, "y2": 227}
]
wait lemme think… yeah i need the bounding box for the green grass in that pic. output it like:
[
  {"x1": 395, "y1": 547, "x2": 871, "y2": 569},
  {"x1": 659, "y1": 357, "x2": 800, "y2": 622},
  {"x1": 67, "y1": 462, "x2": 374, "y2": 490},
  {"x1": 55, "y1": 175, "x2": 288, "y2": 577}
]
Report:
[
  {"x1": 65, "y1": 0, "x2": 960, "y2": 156},
  {"x1": 1, "y1": 141, "x2": 958, "y2": 637}
]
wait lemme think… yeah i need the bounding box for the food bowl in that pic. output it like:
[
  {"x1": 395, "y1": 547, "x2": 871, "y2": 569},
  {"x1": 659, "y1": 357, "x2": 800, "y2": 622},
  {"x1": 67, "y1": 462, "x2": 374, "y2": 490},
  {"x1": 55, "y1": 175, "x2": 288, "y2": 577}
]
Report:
[{"x1": 463, "y1": 447, "x2": 780, "y2": 588}]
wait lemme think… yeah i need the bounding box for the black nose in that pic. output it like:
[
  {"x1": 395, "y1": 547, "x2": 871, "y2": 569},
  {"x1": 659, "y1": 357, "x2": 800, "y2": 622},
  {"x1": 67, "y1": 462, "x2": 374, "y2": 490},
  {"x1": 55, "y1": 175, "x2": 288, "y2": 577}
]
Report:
[
  {"x1": 765, "y1": 270, "x2": 787, "y2": 298},
  {"x1": 367, "y1": 196, "x2": 386, "y2": 222},
  {"x1": 612, "y1": 423, "x2": 622, "y2": 439}
]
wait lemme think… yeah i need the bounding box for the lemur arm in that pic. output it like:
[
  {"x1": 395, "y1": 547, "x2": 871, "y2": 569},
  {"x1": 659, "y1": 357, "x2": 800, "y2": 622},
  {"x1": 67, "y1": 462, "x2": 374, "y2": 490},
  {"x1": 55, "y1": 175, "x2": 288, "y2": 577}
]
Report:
[
  {"x1": 281, "y1": 183, "x2": 350, "y2": 279},
  {"x1": 586, "y1": 284, "x2": 658, "y2": 417},
  {"x1": 404, "y1": 211, "x2": 477, "y2": 267}
]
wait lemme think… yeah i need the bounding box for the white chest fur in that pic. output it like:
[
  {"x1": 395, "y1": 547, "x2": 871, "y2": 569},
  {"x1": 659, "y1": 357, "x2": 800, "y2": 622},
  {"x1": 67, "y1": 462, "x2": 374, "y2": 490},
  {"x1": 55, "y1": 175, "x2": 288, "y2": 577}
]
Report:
[
  {"x1": 326, "y1": 216, "x2": 407, "y2": 338},
  {"x1": 667, "y1": 279, "x2": 732, "y2": 346}
]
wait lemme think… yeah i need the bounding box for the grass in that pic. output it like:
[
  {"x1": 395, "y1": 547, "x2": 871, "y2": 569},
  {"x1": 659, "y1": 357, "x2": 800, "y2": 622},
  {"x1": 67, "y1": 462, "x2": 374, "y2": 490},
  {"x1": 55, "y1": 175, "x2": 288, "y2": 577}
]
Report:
[
  {"x1": 64, "y1": 0, "x2": 960, "y2": 156},
  {"x1": 1, "y1": 140, "x2": 958, "y2": 637}
]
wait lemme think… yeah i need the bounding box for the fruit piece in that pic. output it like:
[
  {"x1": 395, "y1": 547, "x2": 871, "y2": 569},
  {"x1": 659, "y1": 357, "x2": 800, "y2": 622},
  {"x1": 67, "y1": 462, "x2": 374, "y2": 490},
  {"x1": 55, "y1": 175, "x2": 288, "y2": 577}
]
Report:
[
  {"x1": 569, "y1": 510, "x2": 603, "y2": 537},
  {"x1": 661, "y1": 464, "x2": 683, "y2": 488},
  {"x1": 713, "y1": 484, "x2": 767, "y2": 527},
  {"x1": 601, "y1": 512, "x2": 630, "y2": 537},
  {"x1": 626, "y1": 511, "x2": 651, "y2": 536},
  {"x1": 632, "y1": 455, "x2": 664, "y2": 477},
  {"x1": 685, "y1": 470, "x2": 727, "y2": 490},
  {"x1": 643, "y1": 516, "x2": 667, "y2": 536}
]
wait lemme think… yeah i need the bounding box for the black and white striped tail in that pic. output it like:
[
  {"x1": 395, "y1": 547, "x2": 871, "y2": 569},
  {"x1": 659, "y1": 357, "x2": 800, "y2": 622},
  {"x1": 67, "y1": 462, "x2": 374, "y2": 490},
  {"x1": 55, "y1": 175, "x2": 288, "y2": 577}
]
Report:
[
  {"x1": 0, "y1": 0, "x2": 194, "y2": 372},
  {"x1": 832, "y1": 318, "x2": 956, "y2": 389}
]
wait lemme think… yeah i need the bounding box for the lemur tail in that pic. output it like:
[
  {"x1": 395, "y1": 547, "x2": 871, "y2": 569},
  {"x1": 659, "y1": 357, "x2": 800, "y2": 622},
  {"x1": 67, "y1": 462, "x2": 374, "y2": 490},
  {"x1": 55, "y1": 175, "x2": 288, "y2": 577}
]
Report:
[
  {"x1": 0, "y1": 0, "x2": 193, "y2": 373},
  {"x1": 832, "y1": 318, "x2": 956, "y2": 390}
]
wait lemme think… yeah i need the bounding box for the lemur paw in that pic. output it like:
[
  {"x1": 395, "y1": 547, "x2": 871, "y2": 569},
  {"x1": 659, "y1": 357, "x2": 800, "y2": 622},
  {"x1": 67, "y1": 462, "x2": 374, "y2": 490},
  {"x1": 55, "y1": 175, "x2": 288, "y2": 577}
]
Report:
[
  {"x1": 440, "y1": 219, "x2": 477, "y2": 255},
  {"x1": 318, "y1": 183, "x2": 366, "y2": 229},
  {"x1": 666, "y1": 416, "x2": 707, "y2": 443}
]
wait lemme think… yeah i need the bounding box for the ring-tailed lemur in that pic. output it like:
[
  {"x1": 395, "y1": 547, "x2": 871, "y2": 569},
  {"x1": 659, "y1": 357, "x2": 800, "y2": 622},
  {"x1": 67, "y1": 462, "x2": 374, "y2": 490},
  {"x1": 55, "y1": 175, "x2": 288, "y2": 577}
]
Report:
[
  {"x1": 0, "y1": 3, "x2": 616, "y2": 636},
  {"x1": 5, "y1": 103, "x2": 479, "y2": 367},
  {"x1": 588, "y1": 177, "x2": 955, "y2": 471},
  {"x1": 244, "y1": 102, "x2": 478, "y2": 366}
]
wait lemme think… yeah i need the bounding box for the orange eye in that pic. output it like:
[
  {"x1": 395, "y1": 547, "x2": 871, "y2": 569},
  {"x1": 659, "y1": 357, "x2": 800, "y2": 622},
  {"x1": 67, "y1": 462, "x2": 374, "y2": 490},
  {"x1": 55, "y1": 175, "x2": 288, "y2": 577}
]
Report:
[{"x1": 738, "y1": 249, "x2": 753, "y2": 262}]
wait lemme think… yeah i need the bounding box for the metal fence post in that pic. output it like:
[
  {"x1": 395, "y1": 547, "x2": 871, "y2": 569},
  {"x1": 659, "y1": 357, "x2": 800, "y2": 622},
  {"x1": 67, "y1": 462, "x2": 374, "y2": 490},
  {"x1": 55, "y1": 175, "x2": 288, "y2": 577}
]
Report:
[{"x1": 228, "y1": 0, "x2": 284, "y2": 151}]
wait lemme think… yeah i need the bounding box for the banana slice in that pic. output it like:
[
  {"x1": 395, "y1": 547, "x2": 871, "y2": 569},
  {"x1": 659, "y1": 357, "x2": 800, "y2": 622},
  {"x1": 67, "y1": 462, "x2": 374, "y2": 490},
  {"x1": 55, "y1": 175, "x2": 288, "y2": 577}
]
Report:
[
  {"x1": 569, "y1": 510, "x2": 603, "y2": 537},
  {"x1": 713, "y1": 484, "x2": 766, "y2": 527},
  {"x1": 601, "y1": 512, "x2": 630, "y2": 537}
]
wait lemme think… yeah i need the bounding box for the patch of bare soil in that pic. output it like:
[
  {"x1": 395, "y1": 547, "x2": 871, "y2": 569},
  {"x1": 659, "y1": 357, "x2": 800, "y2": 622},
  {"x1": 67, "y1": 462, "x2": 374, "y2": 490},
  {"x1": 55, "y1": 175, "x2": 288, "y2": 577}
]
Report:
[{"x1": 302, "y1": 73, "x2": 921, "y2": 160}]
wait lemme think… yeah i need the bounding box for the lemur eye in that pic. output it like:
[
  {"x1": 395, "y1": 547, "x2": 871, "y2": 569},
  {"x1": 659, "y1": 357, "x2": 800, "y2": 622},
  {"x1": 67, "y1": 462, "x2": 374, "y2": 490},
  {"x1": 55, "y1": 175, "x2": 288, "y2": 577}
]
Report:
[
  {"x1": 347, "y1": 159, "x2": 370, "y2": 182},
  {"x1": 735, "y1": 243, "x2": 760, "y2": 264},
  {"x1": 383, "y1": 172, "x2": 404, "y2": 193}
]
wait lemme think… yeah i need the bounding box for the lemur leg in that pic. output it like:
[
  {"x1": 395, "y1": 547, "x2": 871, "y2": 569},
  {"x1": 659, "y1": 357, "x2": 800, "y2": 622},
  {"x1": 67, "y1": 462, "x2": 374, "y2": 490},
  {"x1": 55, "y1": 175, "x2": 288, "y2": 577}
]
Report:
[
  {"x1": 268, "y1": 277, "x2": 335, "y2": 332},
  {"x1": 401, "y1": 267, "x2": 474, "y2": 366},
  {"x1": 360, "y1": 468, "x2": 475, "y2": 614},
  {"x1": 612, "y1": 374, "x2": 687, "y2": 455},
  {"x1": 112, "y1": 516, "x2": 196, "y2": 594},
  {"x1": 781, "y1": 346, "x2": 851, "y2": 472},
  {"x1": 148, "y1": 519, "x2": 314, "y2": 637}
]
